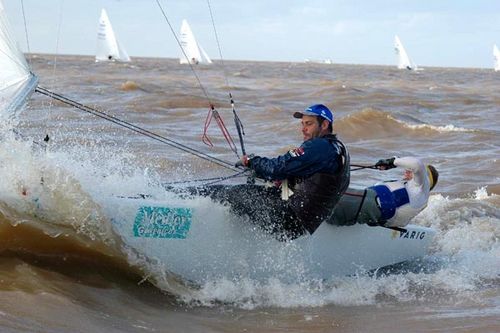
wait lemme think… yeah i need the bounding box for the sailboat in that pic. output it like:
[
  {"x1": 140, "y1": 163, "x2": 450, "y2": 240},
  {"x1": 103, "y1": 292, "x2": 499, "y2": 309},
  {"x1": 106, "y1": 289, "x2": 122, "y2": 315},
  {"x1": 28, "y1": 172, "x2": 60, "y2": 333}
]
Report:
[
  {"x1": 394, "y1": 35, "x2": 417, "y2": 71},
  {"x1": 494, "y1": 44, "x2": 500, "y2": 72},
  {"x1": 0, "y1": 0, "x2": 38, "y2": 122},
  {"x1": 95, "y1": 9, "x2": 130, "y2": 62},
  {"x1": 179, "y1": 19, "x2": 212, "y2": 65},
  {"x1": 0, "y1": 3, "x2": 436, "y2": 286}
]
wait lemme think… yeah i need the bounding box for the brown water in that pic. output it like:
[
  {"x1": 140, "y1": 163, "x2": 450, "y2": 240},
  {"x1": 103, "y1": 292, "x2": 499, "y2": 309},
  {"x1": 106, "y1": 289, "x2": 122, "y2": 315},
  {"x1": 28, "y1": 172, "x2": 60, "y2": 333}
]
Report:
[{"x1": 0, "y1": 54, "x2": 499, "y2": 332}]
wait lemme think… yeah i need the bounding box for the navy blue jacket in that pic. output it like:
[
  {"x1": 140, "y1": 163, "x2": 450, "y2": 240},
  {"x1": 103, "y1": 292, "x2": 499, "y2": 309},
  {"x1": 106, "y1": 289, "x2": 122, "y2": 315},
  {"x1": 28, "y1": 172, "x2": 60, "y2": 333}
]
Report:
[
  {"x1": 249, "y1": 136, "x2": 343, "y2": 181},
  {"x1": 248, "y1": 134, "x2": 350, "y2": 235}
]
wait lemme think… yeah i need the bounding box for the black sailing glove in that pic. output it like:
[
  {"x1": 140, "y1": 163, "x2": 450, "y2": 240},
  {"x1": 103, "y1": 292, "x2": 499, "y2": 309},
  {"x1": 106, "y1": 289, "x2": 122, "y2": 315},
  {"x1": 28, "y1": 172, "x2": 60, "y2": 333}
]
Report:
[
  {"x1": 235, "y1": 154, "x2": 254, "y2": 168},
  {"x1": 375, "y1": 157, "x2": 396, "y2": 170}
]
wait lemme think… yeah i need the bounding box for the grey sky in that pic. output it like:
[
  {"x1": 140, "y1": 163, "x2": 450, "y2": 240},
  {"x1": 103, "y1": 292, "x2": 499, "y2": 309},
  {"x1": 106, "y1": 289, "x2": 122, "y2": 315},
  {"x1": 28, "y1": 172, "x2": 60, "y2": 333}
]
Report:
[{"x1": 3, "y1": 0, "x2": 500, "y2": 68}]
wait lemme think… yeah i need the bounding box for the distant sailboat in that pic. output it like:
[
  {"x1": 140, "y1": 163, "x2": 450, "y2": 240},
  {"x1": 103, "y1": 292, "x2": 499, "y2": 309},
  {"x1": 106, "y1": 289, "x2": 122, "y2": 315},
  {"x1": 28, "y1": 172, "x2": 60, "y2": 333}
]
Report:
[
  {"x1": 394, "y1": 35, "x2": 416, "y2": 70},
  {"x1": 0, "y1": 0, "x2": 38, "y2": 122},
  {"x1": 304, "y1": 59, "x2": 333, "y2": 65},
  {"x1": 494, "y1": 44, "x2": 500, "y2": 72},
  {"x1": 95, "y1": 9, "x2": 130, "y2": 62},
  {"x1": 179, "y1": 19, "x2": 212, "y2": 65}
]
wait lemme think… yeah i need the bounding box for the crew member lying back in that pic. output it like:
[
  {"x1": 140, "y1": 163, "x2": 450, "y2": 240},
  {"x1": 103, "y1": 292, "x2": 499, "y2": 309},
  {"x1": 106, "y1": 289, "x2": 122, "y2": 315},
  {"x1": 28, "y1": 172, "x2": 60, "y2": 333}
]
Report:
[{"x1": 331, "y1": 156, "x2": 438, "y2": 227}]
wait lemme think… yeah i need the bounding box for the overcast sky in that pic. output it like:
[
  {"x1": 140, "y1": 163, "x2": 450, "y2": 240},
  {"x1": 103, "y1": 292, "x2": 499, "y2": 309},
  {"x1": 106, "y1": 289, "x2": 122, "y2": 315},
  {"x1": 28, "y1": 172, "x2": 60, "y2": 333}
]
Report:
[{"x1": 3, "y1": 0, "x2": 500, "y2": 68}]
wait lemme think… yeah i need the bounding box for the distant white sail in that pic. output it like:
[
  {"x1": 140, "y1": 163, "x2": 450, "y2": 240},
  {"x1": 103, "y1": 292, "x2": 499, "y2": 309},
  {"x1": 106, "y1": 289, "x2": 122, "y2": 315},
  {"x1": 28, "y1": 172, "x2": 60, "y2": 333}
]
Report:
[
  {"x1": 304, "y1": 59, "x2": 333, "y2": 65},
  {"x1": 494, "y1": 44, "x2": 500, "y2": 72},
  {"x1": 394, "y1": 35, "x2": 415, "y2": 70},
  {"x1": 179, "y1": 19, "x2": 212, "y2": 65},
  {"x1": 0, "y1": 0, "x2": 38, "y2": 122},
  {"x1": 95, "y1": 9, "x2": 130, "y2": 62}
]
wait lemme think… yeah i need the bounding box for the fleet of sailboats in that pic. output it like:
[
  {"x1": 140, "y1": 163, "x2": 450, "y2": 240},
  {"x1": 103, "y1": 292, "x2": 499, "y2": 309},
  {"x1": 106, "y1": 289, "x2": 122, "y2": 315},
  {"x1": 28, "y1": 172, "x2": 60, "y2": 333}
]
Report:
[
  {"x1": 95, "y1": 8, "x2": 130, "y2": 62},
  {"x1": 179, "y1": 19, "x2": 212, "y2": 65}
]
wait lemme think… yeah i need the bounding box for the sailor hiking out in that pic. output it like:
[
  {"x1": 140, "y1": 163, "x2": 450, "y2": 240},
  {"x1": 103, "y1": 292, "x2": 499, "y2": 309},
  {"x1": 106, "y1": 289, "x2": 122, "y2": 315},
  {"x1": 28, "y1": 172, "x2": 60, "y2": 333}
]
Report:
[
  {"x1": 195, "y1": 104, "x2": 350, "y2": 240},
  {"x1": 332, "y1": 156, "x2": 439, "y2": 227}
]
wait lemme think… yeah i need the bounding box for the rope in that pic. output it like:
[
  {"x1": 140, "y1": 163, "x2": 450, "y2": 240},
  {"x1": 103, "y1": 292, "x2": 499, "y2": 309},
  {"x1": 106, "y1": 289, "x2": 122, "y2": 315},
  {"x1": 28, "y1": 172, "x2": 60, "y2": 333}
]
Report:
[
  {"x1": 44, "y1": 0, "x2": 65, "y2": 134},
  {"x1": 155, "y1": 0, "x2": 242, "y2": 157},
  {"x1": 206, "y1": 0, "x2": 229, "y2": 89},
  {"x1": 202, "y1": 106, "x2": 238, "y2": 155},
  {"x1": 206, "y1": 0, "x2": 247, "y2": 157},
  {"x1": 154, "y1": 0, "x2": 213, "y2": 105},
  {"x1": 35, "y1": 86, "x2": 241, "y2": 172},
  {"x1": 20, "y1": 0, "x2": 31, "y2": 56},
  {"x1": 350, "y1": 163, "x2": 378, "y2": 171},
  {"x1": 163, "y1": 170, "x2": 249, "y2": 186}
]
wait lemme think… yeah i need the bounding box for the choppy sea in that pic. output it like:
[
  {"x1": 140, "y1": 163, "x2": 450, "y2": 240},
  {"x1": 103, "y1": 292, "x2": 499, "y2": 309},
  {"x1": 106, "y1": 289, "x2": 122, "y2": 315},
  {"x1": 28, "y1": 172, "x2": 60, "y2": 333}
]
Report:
[{"x1": 0, "y1": 54, "x2": 498, "y2": 332}]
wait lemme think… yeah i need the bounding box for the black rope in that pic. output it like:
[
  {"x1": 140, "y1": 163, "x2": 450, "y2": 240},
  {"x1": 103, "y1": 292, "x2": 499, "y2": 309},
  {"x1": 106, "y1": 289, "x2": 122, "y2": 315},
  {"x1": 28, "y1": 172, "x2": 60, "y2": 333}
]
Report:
[
  {"x1": 163, "y1": 170, "x2": 250, "y2": 188},
  {"x1": 350, "y1": 163, "x2": 378, "y2": 171},
  {"x1": 353, "y1": 189, "x2": 367, "y2": 223},
  {"x1": 35, "y1": 86, "x2": 240, "y2": 172}
]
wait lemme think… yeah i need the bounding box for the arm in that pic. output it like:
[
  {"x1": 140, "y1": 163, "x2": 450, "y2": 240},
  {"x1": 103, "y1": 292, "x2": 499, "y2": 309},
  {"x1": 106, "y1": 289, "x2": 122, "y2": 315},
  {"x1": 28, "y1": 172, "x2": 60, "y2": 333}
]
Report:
[
  {"x1": 248, "y1": 139, "x2": 338, "y2": 181},
  {"x1": 394, "y1": 156, "x2": 426, "y2": 186}
]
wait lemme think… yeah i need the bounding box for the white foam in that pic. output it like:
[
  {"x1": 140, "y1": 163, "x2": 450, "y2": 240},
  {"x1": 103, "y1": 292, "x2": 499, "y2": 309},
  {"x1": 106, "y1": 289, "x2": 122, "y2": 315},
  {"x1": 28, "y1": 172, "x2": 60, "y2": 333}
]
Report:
[
  {"x1": 1, "y1": 133, "x2": 498, "y2": 309},
  {"x1": 179, "y1": 192, "x2": 500, "y2": 308},
  {"x1": 405, "y1": 123, "x2": 473, "y2": 132}
]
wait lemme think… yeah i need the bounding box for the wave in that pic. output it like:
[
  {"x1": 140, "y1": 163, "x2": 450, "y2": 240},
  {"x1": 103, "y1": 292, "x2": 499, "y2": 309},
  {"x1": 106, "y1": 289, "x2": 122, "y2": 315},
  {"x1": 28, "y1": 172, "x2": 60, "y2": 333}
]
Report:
[
  {"x1": 1, "y1": 123, "x2": 498, "y2": 310},
  {"x1": 139, "y1": 95, "x2": 224, "y2": 110},
  {"x1": 119, "y1": 80, "x2": 142, "y2": 91},
  {"x1": 335, "y1": 108, "x2": 474, "y2": 141},
  {"x1": 184, "y1": 191, "x2": 500, "y2": 308}
]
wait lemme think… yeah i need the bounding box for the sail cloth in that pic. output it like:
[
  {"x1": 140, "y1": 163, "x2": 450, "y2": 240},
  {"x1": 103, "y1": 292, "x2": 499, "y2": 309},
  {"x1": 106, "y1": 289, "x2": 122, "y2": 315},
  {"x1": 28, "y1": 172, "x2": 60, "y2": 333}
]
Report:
[
  {"x1": 494, "y1": 44, "x2": 500, "y2": 72},
  {"x1": 95, "y1": 9, "x2": 130, "y2": 62},
  {"x1": 179, "y1": 19, "x2": 212, "y2": 65},
  {"x1": 0, "y1": 0, "x2": 38, "y2": 123},
  {"x1": 394, "y1": 35, "x2": 415, "y2": 70}
]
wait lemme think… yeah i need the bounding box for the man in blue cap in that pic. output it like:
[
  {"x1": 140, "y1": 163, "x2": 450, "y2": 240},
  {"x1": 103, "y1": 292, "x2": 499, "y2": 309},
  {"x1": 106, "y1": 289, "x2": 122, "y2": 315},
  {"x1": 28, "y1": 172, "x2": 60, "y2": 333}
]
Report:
[{"x1": 238, "y1": 104, "x2": 350, "y2": 238}]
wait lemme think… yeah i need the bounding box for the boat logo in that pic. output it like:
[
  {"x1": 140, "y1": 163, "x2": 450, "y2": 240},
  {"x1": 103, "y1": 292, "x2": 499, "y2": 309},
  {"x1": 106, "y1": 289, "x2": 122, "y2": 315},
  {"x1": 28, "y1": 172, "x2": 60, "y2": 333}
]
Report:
[
  {"x1": 390, "y1": 229, "x2": 426, "y2": 240},
  {"x1": 133, "y1": 206, "x2": 192, "y2": 239}
]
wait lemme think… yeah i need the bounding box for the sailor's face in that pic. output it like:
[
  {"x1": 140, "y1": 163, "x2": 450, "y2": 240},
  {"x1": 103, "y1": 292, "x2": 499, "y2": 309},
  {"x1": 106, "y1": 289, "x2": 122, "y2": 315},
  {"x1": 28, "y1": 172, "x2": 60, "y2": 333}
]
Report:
[
  {"x1": 301, "y1": 115, "x2": 322, "y2": 141},
  {"x1": 403, "y1": 169, "x2": 413, "y2": 180}
]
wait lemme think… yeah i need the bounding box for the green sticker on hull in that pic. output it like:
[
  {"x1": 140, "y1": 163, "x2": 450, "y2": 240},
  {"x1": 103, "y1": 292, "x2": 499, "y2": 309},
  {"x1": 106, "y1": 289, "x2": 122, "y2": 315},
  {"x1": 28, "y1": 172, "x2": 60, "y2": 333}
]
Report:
[{"x1": 133, "y1": 206, "x2": 192, "y2": 239}]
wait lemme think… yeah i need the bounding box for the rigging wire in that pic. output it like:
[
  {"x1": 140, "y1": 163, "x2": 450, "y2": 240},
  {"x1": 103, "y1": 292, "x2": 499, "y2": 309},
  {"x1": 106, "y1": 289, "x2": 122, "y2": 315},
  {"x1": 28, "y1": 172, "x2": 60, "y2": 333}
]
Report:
[
  {"x1": 44, "y1": 0, "x2": 65, "y2": 135},
  {"x1": 163, "y1": 170, "x2": 249, "y2": 186},
  {"x1": 35, "y1": 86, "x2": 241, "y2": 172},
  {"x1": 206, "y1": 0, "x2": 246, "y2": 156},
  {"x1": 155, "y1": 0, "x2": 242, "y2": 158},
  {"x1": 20, "y1": 0, "x2": 31, "y2": 57},
  {"x1": 154, "y1": 0, "x2": 213, "y2": 105}
]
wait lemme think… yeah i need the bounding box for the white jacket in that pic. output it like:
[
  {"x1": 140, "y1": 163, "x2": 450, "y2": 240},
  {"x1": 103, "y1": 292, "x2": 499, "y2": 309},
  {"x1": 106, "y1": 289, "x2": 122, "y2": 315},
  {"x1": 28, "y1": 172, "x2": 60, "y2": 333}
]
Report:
[{"x1": 375, "y1": 157, "x2": 431, "y2": 227}]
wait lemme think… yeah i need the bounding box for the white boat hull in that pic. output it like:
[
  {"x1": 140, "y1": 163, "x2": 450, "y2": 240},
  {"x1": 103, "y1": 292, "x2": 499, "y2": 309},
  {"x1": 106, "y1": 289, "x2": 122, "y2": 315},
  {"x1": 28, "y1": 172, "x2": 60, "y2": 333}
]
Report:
[{"x1": 106, "y1": 195, "x2": 435, "y2": 284}]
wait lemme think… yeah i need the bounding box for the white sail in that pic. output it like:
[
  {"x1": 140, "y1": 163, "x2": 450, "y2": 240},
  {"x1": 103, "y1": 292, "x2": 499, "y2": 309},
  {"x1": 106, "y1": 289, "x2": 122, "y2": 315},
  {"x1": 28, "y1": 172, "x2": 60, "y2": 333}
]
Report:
[
  {"x1": 95, "y1": 9, "x2": 130, "y2": 62},
  {"x1": 494, "y1": 44, "x2": 500, "y2": 72},
  {"x1": 179, "y1": 19, "x2": 212, "y2": 65},
  {"x1": 199, "y1": 44, "x2": 213, "y2": 64},
  {"x1": 0, "y1": 0, "x2": 38, "y2": 122},
  {"x1": 394, "y1": 35, "x2": 414, "y2": 70}
]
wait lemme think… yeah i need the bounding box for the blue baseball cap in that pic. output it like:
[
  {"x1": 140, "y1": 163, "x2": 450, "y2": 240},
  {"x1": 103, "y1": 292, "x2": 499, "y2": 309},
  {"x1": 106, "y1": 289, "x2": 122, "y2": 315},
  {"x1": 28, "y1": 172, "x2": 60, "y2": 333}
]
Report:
[{"x1": 293, "y1": 104, "x2": 333, "y2": 123}]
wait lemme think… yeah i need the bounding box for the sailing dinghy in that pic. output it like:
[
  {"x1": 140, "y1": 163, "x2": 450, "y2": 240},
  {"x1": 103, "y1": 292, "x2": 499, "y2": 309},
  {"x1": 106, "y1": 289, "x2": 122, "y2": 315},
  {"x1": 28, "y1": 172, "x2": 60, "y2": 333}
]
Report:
[
  {"x1": 494, "y1": 44, "x2": 500, "y2": 72},
  {"x1": 106, "y1": 192, "x2": 434, "y2": 284},
  {"x1": 0, "y1": 0, "x2": 38, "y2": 121},
  {"x1": 0, "y1": 3, "x2": 435, "y2": 286},
  {"x1": 95, "y1": 9, "x2": 130, "y2": 62},
  {"x1": 394, "y1": 35, "x2": 418, "y2": 71},
  {"x1": 179, "y1": 19, "x2": 212, "y2": 65}
]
